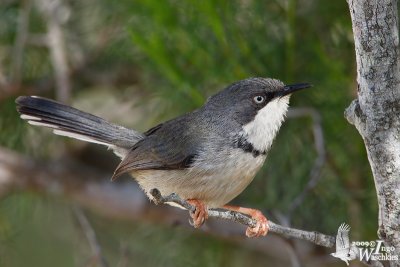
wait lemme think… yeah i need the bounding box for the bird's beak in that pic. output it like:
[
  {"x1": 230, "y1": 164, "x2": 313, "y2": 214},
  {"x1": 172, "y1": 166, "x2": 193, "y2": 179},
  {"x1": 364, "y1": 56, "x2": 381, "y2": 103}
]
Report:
[{"x1": 276, "y1": 83, "x2": 312, "y2": 98}]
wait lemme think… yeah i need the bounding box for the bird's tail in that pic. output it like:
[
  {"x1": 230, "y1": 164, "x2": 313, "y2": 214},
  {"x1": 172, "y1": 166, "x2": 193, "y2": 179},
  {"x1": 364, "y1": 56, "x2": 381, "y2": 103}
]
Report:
[{"x1": 16, "y1": 96, "x2": 143, "y2": 157}]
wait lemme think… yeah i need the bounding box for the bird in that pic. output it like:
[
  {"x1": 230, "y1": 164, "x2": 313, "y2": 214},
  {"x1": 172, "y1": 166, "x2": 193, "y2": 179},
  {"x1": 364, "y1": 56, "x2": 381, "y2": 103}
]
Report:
[
  {"x1": 16, "y1": 77, "x2": 311, "y2": 238},
  {"x1": 330, "y1": 223, "x2": 358, "y2": 265}
]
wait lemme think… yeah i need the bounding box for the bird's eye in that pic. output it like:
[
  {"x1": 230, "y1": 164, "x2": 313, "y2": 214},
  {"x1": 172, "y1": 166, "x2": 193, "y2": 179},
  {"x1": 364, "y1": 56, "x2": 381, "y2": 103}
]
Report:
[{"x1": 253, "y1": 95, "x2": 265, "y2": 104}]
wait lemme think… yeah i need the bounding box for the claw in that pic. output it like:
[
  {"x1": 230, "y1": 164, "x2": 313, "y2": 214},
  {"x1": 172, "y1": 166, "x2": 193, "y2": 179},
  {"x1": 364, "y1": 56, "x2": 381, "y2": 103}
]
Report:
[
  {"x1": 245, "y1": 210, "x2": 269, "y2": 238},
  {"x1": 187, "y1": 199, "x2": 208, "y2": 228},
  {"x1": 222, "y1": 205, "x2": 269, "y2": 238}
]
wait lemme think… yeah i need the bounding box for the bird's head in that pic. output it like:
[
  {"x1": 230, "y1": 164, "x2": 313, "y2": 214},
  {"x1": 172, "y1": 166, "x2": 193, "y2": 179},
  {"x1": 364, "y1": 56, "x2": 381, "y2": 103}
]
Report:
[{"x1": 205, "y1": 77, "x2": 311, "y2": 152}]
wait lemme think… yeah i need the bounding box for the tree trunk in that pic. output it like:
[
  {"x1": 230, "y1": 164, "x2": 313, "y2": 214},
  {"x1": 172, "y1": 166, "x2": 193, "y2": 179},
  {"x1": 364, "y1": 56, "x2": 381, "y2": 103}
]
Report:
[{"x1": 345, "y1": 0, "x2": 400, "y2": 265}]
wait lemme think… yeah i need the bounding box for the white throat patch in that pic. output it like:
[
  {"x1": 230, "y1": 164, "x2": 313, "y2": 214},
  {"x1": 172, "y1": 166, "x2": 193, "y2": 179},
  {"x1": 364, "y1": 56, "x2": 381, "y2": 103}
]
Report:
[{"x1": 242, "y1": 97, "x2": 290, "y2": 152}]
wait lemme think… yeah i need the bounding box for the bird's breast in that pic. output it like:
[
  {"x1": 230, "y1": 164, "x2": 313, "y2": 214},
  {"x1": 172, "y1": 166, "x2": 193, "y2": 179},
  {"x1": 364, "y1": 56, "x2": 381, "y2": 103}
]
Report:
[{"x1": 132, "y1": 148, "x2": 266, "y2": 208}]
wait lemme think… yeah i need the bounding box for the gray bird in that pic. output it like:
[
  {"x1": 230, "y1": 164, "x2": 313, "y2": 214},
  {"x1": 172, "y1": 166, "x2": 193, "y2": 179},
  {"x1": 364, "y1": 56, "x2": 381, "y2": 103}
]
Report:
[{"x1": 16, "y1": 77, "x2": 311, "y2": 237}]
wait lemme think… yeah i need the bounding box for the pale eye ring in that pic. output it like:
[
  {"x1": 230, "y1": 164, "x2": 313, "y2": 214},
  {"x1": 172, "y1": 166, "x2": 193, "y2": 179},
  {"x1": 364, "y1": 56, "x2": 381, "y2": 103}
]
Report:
[{"x1": 253, "y1": 95, "x2": 265, "y2": 104}]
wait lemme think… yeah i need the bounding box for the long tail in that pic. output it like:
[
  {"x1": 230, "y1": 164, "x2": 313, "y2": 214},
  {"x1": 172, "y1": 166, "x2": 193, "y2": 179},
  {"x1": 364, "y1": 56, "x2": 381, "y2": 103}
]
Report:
[{"x1": 16, "y1": 96, "x2": 144, "y2": 158}]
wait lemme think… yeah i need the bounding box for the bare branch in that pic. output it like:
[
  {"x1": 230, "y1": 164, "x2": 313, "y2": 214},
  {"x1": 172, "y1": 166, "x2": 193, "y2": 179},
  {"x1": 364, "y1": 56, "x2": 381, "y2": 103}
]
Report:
[
  {"x1": 11, "y1": 0, "x2": 31, "y2": 79},
  {"x1": 282, "y1": 239, "x2": 301, "y2": 267},
  {"x1": 35, "y1": 0, "x2": 71, "y2": 102},
  {"x1": 287, "y1": 107, "x2": 326, "y2": 213},
  {"x1": 26, "y1": 34, "x2": 49, "y2": 47},
  {"x1": 11, "y1": 0, "x2": 32, "y2": 88},
  {"x1": 73, "y1": 206, "x2": 109, "y2": 267},
  {"x1": 0, "y1": 60, "x2": 8, "y2": 90},
  {"x1": 149, "y1": 188, "x2": 335, "y2": 248}
]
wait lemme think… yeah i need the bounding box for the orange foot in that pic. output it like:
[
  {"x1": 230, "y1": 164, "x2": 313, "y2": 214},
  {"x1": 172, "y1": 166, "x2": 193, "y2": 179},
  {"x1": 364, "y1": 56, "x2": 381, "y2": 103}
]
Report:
[
  {"x1": 223, "y1": 205, "x2": 269, "y2": 237},
  {"x1": 187, "y1": 199, "x2": 209, "y2": 228}
]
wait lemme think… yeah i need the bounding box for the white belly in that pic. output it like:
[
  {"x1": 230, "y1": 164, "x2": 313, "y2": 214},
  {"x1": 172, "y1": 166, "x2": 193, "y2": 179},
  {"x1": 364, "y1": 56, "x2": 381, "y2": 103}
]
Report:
[{"x1": 131, "y1": 149, "x2": 266, "y2": 208}]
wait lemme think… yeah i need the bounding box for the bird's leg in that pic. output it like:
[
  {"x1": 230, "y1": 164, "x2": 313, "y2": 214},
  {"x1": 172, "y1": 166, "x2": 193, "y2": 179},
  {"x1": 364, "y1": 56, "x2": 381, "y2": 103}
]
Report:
[
  {"x1": 222, "y1": 205, "x2": 269, "y2": 237},
  {"x1": 186, "y1": 199, "x2": 208, "y2": 228}
]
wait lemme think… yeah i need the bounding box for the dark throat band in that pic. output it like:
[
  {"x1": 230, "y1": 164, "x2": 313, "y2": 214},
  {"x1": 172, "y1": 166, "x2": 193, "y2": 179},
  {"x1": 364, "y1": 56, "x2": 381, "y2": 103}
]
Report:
[{"x1": 235, "y1": 136, "x2": 266, "y2": 158}]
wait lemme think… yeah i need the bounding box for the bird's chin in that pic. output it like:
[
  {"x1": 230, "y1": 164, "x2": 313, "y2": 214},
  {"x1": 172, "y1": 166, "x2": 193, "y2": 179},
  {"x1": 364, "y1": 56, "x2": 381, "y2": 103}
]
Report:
[{"x1": 278, "y1": 94, "x2": 291, "y2": 102}]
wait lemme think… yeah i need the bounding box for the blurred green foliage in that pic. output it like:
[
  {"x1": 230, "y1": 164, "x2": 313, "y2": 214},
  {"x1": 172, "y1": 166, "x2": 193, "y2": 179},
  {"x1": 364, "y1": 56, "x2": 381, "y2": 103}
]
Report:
[{"x1": 0, "y1": 0, "x2": 378, "y2": 266}]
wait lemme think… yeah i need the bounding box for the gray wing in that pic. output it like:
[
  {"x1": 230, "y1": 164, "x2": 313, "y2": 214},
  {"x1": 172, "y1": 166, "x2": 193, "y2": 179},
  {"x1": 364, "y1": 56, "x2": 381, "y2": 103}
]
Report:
[
  {"x1": 336, "y1": 223, "x2": 351, "y2": 251},
  {"x1": 111, "y1": 117, "x2": 201, "y2": 180}
]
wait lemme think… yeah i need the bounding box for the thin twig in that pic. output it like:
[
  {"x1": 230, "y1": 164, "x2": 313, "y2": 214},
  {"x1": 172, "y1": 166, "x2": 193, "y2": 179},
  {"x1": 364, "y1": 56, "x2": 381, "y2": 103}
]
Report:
[
  {"x1": 36, "y1": 0, "x2": 71, "y2": 103},
  {"x1": 26, "y1": 34, "x2": 49, "y2": 47},
  {"x1": 149, "y1": 188, "x2": 335, "y2": 248},
  {"x1": 282, "y1": 239, "x2": 301, "y2": 267},
  {"x1": 11, "y1": 0, "x2": 32, "y2": 88},
  {"x1": 116, "y1": 242, "x2": 130, "y2": 267},
  {"x1": 73, "y1": 206, "x2": 109, "y2": 267},
  {"x1": 287, "y1": 107, "x2": 326, "y2": 213},
  {"x1": 0, "y1": 58, "x2": 8, "y2": 90}
]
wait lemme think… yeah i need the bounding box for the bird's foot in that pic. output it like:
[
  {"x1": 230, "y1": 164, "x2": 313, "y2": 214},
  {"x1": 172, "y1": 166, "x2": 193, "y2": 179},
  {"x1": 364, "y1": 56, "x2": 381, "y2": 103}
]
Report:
[
  {"x1": 245, "y1": 210, "x2": 269, "y2": 237},
  {"x1": 223, "y1": 205, "x2": 269, "y2": 238},
  {"x1": 187, "y1": 199, "x2": 208, "y2": 228}
]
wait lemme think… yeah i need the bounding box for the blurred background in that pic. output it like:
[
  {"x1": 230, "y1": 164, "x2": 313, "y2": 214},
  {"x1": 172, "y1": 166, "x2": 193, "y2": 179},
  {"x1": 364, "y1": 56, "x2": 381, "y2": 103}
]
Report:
[{"x1": 0, "y1": 0, "x2": 380, "y2": 266}]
